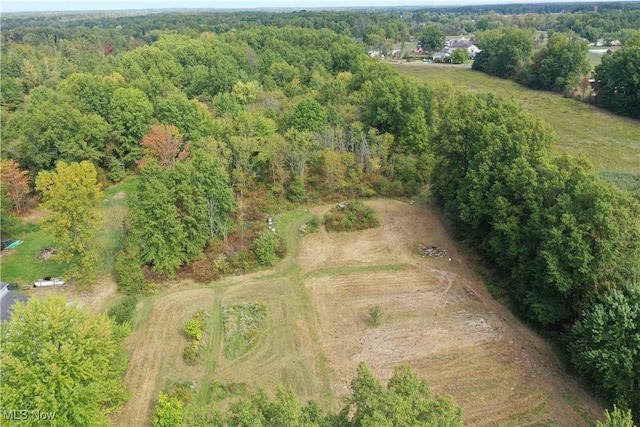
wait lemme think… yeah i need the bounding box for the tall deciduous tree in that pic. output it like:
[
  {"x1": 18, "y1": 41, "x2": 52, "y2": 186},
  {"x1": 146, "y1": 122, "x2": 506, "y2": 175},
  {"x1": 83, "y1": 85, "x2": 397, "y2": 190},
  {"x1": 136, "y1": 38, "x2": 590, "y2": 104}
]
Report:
[
  {"x1": 0, "y1": 297, "x2": 127, "y2": 427},
  {"x1": 57, "y1": 73, "x2": 114, "y2": 119},
  {"x1": 290, "y1": 98, "x2": 328, "y2": 132},
  {"x1": 127, "y1": 163, "x2": 186, "y2": 277},
  {"x1": 35, "y1": 161, "x2": 103, "y2": 285},
  {"x1": 594, "y1": 45, "x2": 640, "y2": 119},
  {"x1": 568, "y1": 285, "x2": 640, "y2": 415},
  {"x1": 0, "y1": 159, "x2": 31, "y2": 213},
  {"x1": 139, "y1": 125, "x2": 190, "y2": 167},
  {"x1": 524, "y1": 33, "x2": 590, "y2": 93},
  {"x1": 192, "y1": 151, "x2": 234, "y2": 241},
  {"x1": 0, "y1": 77, "x2": 25, "y2": 112},
  {"x1": 108, "y1": 87, "x2": 153, "y2": 166},
  {"x1": 19, "y1": 101, "x2": 108, "y2": 171},
  {"x1": 126, "y1": 151, "x2": 233, "y2": 278},
  {"x1": 156, "y1": 94, "x2": 212, "y2": 143},
  {"x1": 473, "y1": 28, "x2": 534, "y2": 79},
  {"x1": 323, "y1": 149, "x2": 346, "y2": 192},
  {"x1": 345, "y1": 362, "x2": 464, "y2": 426},
  {"x1": 419, "y1": 24, "x2": 446, "y2": 54}
]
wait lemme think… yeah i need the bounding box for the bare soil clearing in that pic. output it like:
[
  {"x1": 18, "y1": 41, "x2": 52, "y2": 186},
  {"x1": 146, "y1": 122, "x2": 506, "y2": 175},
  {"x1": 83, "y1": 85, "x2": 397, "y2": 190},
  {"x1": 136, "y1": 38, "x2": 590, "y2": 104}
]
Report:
[
  {"x1": 25, "y1": 276, "x2": 118, "y2": 314},
  {"x1": 113, "y1": 199, "x2": 602, "y2": 426},
  {"x1": 305, "y1": 200, "x2": 601, "y2": 426}
]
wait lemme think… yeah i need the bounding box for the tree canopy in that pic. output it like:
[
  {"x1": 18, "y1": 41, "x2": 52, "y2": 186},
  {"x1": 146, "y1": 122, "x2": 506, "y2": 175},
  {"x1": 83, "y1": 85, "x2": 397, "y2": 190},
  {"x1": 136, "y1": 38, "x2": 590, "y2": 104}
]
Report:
[
  {"x1": 35, "y1": 161, "x2": 103, "y2": 285},
  {"x1": 0, "y1": 297, "x2": 127, "y2": 427},
  {"x1": 569, "y1": 285, "x2": 640, "y2": 416},
  {"x1": 523, "y1": 33, "x2": 590, "y2": 93},
  {"x1": 178, "y1": 362, "x2": 463, "y2": 426},
  {"x1": 418, "y1": 24, "x2": 446, "y2": 54},
  {"x1": 594, "y1": 44, "x2": 640, "y2": 119}
]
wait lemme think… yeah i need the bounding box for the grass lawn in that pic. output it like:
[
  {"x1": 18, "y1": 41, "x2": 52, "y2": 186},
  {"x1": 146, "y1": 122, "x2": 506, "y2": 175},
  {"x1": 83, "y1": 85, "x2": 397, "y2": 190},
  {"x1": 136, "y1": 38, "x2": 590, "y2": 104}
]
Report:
[
  {"x1": 394, "y1": 64, "x2": 640, "y2": 173},
  {"x1": 0, "y1": 227, "x2": 66, "y2": 285}
]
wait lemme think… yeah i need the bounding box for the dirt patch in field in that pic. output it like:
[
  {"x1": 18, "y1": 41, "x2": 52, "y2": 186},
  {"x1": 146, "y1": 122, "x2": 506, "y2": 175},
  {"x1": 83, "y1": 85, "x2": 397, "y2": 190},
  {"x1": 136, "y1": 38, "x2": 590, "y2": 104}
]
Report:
[
  {"x1": 113, "y1": 288, "x2": 216, "y2": 427},
  {"x1": 302, "y1": 199, "x2": 602, "y2": 426},
  {"x1": 24, "y1": 276, "x2": 118, "y2": 315}
]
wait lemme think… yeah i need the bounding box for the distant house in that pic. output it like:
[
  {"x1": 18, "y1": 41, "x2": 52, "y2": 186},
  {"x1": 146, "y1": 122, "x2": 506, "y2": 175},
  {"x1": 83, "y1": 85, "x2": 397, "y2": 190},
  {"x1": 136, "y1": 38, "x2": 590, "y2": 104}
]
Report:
[
  {"x1": 449, "y1": 40, "x2": 481, "y2": 58},
  {"x1": 445, "y1": 38, "x2": 481, "y2": 58},
  {"x1": 1, "y1": 282, "x2": 29, "y2": 322}
]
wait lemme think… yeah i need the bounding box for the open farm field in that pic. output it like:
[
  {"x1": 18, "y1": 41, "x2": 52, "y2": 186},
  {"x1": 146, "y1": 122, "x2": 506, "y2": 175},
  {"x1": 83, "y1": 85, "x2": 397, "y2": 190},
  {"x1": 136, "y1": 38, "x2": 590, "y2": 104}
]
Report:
[
  {"x1": 394, "y1": 63, "x2": 640, "y2": 174},
  {"x1": 113, "y1": 199, "x2": 603, "y2": 426}
]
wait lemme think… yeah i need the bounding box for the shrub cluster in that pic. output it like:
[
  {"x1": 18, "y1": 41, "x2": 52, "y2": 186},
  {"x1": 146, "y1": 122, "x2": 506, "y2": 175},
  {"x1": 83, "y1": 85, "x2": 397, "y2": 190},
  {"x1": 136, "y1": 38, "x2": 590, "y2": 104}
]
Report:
[
  {"x1": 152, "y1": 391, "x2": 184, "y2": 427},
  {"x1": 107, "y1": 296, "x2": 137, "y2": 325},
  {"x1": 183, "y1": 310, "x2": 206, "y2": 366},
  {"x1": 324, "y1": 201, "x2": 380, "y2": 232},
  {"x1": 298, "y1": 215, "x2": 320, "y2": 236},
  {"x1": 252, "y1": 229, "x2": 284, "y2": 267}
]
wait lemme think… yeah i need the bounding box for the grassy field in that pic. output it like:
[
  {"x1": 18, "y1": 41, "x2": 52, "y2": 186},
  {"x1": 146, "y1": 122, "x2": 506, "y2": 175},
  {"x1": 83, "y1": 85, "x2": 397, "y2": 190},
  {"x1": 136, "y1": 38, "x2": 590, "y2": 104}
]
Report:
[
  {"x1": 394, "y1": 63, "x2": 640, "y2": 173},
  {"x1": 113, "y1": 200, "x2": 603, "y2": 426}
]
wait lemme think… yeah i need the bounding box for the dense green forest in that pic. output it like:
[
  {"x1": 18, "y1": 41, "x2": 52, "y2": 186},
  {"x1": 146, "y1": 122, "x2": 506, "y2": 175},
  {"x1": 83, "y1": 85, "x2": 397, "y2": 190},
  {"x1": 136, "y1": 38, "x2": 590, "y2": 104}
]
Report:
[{"x1": 1, "y1": 5, "x2": 639, "y2": 425}]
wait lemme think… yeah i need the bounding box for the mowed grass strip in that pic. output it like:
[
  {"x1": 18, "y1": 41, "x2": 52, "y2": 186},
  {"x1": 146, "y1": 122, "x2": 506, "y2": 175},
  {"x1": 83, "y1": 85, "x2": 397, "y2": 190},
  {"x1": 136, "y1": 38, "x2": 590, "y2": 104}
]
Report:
[{"x1": 395, "y1": 64, "x2": 640, "y2": 173}]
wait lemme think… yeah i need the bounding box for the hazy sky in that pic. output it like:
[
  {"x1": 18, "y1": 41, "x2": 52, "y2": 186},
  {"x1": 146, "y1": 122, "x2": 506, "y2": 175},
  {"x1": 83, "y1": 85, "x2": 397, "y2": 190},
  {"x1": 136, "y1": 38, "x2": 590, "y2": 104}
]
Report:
[{"x1": 0, "y1": 0, "x2": 603, "y2": 13}]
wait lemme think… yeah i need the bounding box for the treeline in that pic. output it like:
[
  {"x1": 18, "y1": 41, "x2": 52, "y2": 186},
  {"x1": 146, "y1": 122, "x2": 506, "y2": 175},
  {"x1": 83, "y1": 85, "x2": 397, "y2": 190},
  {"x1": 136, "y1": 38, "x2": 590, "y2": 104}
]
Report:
[
  {"x1": 472, "y1": 27, "x2": 640, "y2": 118},
  {"x1": 3, "y1": 5, "x2": 640, "y2": 50},
  {"x1": 155, "y1": 362, "x2": 463, "y2": 426},
  {"x1": 431, "y1": 92, "x2": 640, "y2": 417}
]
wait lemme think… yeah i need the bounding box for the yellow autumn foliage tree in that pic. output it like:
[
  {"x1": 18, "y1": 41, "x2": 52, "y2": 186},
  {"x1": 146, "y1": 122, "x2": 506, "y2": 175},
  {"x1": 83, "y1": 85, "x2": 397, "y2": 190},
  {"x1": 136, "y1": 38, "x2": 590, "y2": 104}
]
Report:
[{"x1": 35, "y1": 161, "x2": 103, "y2": 286}]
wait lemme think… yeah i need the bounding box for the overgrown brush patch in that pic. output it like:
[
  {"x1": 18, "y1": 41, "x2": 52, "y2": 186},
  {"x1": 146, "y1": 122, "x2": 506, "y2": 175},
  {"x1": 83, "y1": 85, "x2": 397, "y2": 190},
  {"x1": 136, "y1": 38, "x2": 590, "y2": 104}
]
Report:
[
  {"x1": 152, "y1": 380, "x2": 194, "y2": 427},
  {"x1": 222, "y1": 301, "x2": 267, "y2": 360},
  {"x1": 324, "y1": 201, "x2": 380, "y2": 232},
  {"x1": 183, "y1": 310, "x2": 206, "y2": 366},
  {"x1": 108, "y1": 295, "x2": 137, "y2": 325},
  {"x1": 299, "y1": 215, "x2": 320, "y2": 236}
]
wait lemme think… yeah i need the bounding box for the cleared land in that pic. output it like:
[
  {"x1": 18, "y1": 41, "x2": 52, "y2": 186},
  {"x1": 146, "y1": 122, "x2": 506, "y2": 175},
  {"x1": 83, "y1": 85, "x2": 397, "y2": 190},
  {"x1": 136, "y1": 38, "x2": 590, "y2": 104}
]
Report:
[
  {"x1": 113, "y1": 199, "x2": 603, "y2": 426},
  {"x1": 394, "y1": 62, "x2": 640, "y2": 174}
]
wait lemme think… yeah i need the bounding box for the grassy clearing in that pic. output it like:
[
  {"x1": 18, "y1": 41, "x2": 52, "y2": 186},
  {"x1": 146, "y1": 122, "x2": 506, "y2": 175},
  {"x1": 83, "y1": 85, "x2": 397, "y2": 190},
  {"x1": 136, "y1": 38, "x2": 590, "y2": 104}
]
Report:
[
  {"x1": 0, "y1": 227, "x2": 66, "y2": 284},
  {"x1": 222, "y1": 301, "x2": 267, "y2": 360},
  {"x1": 587, "y1": 51, "x2": 605, "y2": 68},
  {"x1": 130, "y1": 296, "x2": 155, "y2": 332},
  {"x1": 597, "y1": 170, "x2": 640, "y2": 199},
  {"x1": 97, "y1": 177, "x2": 138, "y2": 274},
  {"x1": 118, "y1": 200, "x2": 603, "y2": 426},
  {"x1": 394, "y1": 64, "x2": 640, "y2": 173}
]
